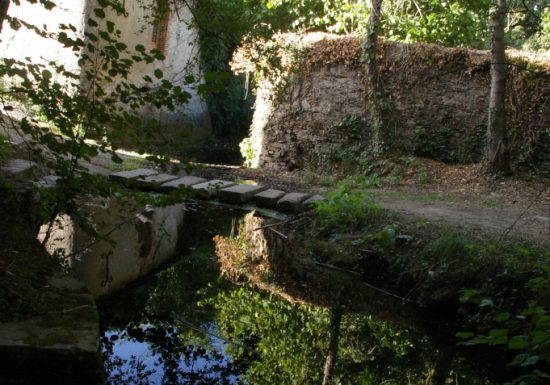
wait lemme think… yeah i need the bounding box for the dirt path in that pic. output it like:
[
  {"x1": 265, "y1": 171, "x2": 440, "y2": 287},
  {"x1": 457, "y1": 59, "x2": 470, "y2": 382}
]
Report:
[
  {"x1": 197, "y1": 163, "x2": 550, "y2": 246},
  {"x1": 376, "y1": 198, "x2": 549, "y2": 245}
]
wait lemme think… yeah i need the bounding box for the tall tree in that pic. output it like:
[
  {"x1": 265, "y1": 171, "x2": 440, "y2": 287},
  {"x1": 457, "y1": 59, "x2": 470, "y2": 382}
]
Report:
[
  {"x1": 484, "y1": 0, "x2": 511, "y2": 174},
  {"x1": 363, "y1": 0, "x2": 387, "y2": 155}
]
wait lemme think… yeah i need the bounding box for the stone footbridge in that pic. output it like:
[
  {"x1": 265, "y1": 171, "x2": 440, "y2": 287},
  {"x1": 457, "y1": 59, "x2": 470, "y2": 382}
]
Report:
[{"x1": 109, "y1": 168, "x2": 325, "y2": 214}]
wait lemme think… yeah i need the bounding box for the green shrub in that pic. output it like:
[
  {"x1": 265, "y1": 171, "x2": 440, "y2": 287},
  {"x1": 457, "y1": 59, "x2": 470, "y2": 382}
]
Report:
[{"x1": 314, "y1": 182, "x2": 382, "y2": 233}]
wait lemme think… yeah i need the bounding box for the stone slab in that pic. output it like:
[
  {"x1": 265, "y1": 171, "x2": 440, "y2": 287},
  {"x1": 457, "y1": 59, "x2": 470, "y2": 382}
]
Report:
[
  {"x1": 276, "y1": 192, "x2": 311, "y2": 214},
  {"x1": 0, "y1": 271, "x2": 102, "y2": 383},
  {"x1": 33, "y1": 175, "x2": 61, "y2": 189},
  {"x1": 218, "y1": 184, "x2": 266, "y2": 204},
  {"x1": 191, "y1": 179, "x2": 236, "y2": 199},
  {"x1": 255, "y1": 189, "x2": 286, "y2": 209},
  {"x1": 135, "y1": 173, "x2": 179, "y2": 189},
  {"x1": 1, "y1": 159, "x2": 36, "y2": 175},
  {"x1": 159, "y1": 176, "x2": 206, "y2": 191},
  {"x1": 109, "y1": 168, "x2": 158, "y2": 184},
  {"x1": 303, "y1": 194, "x2": 327, "y2": 210}
]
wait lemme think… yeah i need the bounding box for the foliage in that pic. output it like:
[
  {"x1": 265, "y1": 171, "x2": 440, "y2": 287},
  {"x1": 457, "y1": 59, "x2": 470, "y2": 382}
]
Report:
[
  {"x1": 239, "y1": 136, "x2": 255, "y2": 167},
  {"x1": 523, "y1": 7, "x2": 550, "y2": 49},
  {"x1": 184, "y1": 0, "x2": 265, "y2": 139},
  {"x1": 458, "y1": 298, "x2": 550, "y2": 384},
  {"x1": 314, "y1": 178, "x2": 383, "y2": 233},
  {"x1": 211, "y1": 285, "x2": 440, "y2": 385},
  {"x1": 381, "y1": 0, "x2": 492, "y2": 49},
  {"x1": 0, "y1": 0, "x2": 192, "y2": 246},
  {"x1": 454, "y1": 244, "x2": 550, "y2": 384},
  {"x1": 212, "y1": 287, "x2": 329, "y2": 384}
]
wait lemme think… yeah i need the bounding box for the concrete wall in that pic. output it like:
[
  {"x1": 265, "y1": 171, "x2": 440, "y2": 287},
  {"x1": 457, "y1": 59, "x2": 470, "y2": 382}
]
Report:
[
  {"x1": 0, "y1": 0, "x2": 87, "y2": 77},
  {"x1": 0, "y1": 0, "x2": 210, "y2": 141},
  {"x1": 40, "y1": 200, "x2": 188, "y2": 298},
  {"x1": 89, "y1": 0, "x2": 210, "y2": 139}
]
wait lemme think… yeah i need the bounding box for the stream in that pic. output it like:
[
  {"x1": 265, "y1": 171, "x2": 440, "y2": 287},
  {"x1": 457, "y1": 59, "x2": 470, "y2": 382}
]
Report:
[{"x1": 95, "y1": 204, "x2": 495, "y2": 385}]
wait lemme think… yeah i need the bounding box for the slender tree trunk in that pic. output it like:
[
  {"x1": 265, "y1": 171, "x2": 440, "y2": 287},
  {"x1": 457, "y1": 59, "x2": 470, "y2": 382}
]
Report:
[
  {"x1": 484, "y1": 0, "x2": 511, "y2": 174},
  {"x1": 430, "y1": 345, "x2": 455, "y2": 385},
  {"x1": 0, "y1": 0, "x2": 9, "y2": 34},
  {"x1": 364, "y1": 0, "x2": 386, "y2": 155},
  {"x1": 322, "y1": 301, "x2": 343, "y2": 385}
]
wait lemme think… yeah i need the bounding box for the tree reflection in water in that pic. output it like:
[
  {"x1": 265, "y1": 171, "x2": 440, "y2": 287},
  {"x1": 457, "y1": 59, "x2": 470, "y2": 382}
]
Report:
[{"x1": 98, "y1": 206, "x2": 494, "y2": 385}]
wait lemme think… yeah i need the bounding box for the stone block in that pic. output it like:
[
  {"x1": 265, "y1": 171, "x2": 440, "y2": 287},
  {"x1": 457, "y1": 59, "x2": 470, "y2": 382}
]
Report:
[
  {"x1": 255, "y1": 189, "x2": 286, "y2": 208},
  {"x1": 219, "y1": 184, "x2": 266, "y2": 204},
  {"x1": 191, "y1": 180, "x2": 236, "y2": 199},
  {"x1": 33, "y1": 175, "x2": 61, "y2": 189},
  {"x1": 2, "y1": 159, "x2": 36, "y2": 177},
  {"x1": 302, "y1": 194, "x2": 326, "y2": 210},
  {"x1": 159, "y1": 176, "x2": 206, "y2": 191},
  {"x1": 109, "y1": 168, "x2": 158, "y2": 185},
  {"x1": 276, "y1": 192, "x2": 310, "y2": 214},
  {"x1": 135, "y1": 173, "x2": 179, "y2": 189}
]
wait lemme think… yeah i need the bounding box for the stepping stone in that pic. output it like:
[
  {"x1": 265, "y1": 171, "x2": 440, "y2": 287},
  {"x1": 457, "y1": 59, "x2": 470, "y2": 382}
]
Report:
[
  {"x1": 109, "y1": 168, "x2": 158, "y2": 185},
  {"x1": 302, "y1": 195, "x2": 326, "y2": 210},
  {"x1": 255, "y1": 189, "x2": 285, "y2": 209},
  {"x1": 135, "y1": 173, "x2": 179, "y2": 189},
  {"x1": 191, "y1": 180, "x2": 236, "y2": 199},
  {"x1": 159, "y1": 176, "x2": 206, "y2": 191},
  {"x1": 276, "y1": 192, "x2": 310, "y2": 214},
  {"x1": 219, "y1": 184, "x2": 266, "y2": 204},
  {"x1": 34, "y1": 175, "x2": 61, "y2": 188},
  {"x1": 2, "y1": 159, "x2": 36, "y2": 176}
]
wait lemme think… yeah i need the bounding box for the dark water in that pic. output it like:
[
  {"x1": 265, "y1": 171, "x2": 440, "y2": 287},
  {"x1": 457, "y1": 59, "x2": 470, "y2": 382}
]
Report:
[{"x1": 97, "y1": 205, "x2": 494, "y2": 385}]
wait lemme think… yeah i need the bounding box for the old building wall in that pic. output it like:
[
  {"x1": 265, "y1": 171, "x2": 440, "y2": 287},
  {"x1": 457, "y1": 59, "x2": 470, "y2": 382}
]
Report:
[
  {"x1": 0, "y1": 0, "x2": 209, "y2": 142},
  {"x1": 91, "y1": 0, "x2": 210, "y2": 140},
  {"x1": 0, "y1": 0, "x2": 88, "y2": 77}
]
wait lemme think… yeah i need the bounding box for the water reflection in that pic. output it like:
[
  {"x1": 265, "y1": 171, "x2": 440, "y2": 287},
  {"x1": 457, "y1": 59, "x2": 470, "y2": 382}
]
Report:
[{"x1": 98, "y1": 205, "x2": 493, "y2": 385}]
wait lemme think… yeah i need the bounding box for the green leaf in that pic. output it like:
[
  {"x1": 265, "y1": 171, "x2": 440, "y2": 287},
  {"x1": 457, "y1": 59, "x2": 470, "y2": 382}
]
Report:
[
  {"x1": 489, "y1": 329, "x2": 509, "y2": 338},
  {"x1": 111, "y1": 154, "x2": 123, "y2": 164},
  {"x1": 41, "y1": 69, "x2": 52, "y2": 81},
  {"x1": 154, "y1": 69, "x2": 163, "y2": 79},
  {"x1": 87, "y1": 18, "x2": 98, "y2": 27},
  {"x1": 508, "y1": 336, "x2": 529, "y2": 350},
  {"x1": 479, "y1": 298, "x2": 494, "y2": 308},
  {"x1": 495, "y1": 312, "x2": 510, "y2": 323},
  {"x1": 135, "y1": 44, "x2": 146, "y2": 52},
  {"x1": 460, "y1": 289, "x2": 478, "y2": 302},
  {"x1": 107, "y1": 21, "x2": 115, "y2": 33},
  {"x1": 94, "y1": 8, "x2": 106, "y2": 19},
  {"x1": 533, "y1": 331, "x2": 550, "y2": 345},
  {"x1": 455, "y1": 332, "x2": 474, "y2": 339},
  {"x1": 115, "y1": 42, "x2": 127, "y2": 51}
]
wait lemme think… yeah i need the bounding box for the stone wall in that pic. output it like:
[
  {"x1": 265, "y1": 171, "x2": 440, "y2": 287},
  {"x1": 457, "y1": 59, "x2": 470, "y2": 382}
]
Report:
[{"x1": 236, "y1": 34, "x2": 550, "y2": 173}]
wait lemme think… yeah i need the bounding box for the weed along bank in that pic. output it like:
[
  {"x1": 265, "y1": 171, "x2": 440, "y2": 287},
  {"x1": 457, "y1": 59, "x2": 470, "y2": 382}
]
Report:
[{"x1": 0, "y1": 0, "x2": 210, "y2": 143}]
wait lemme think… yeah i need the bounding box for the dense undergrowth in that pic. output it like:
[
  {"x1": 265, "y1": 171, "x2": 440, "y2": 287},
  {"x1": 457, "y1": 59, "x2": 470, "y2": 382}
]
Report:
[{"x1": 308, "y1": 179, "x2": 550, "y2": 384}]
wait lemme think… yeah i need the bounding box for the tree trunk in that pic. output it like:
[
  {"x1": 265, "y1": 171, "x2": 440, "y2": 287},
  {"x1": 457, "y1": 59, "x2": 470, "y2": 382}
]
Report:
[
  {"x1": 364, "y1": 0, "x2": 386, "y2": 155},
  {"x1": 322, "y1": 302, "x2": 343, "y2": 385},
  {"x1": 484, "y1": 0, "x2": 511, "y2": 175},
  {"x1": 430, "y1": 345, "x2": 455, "y2": 385},
  {"x1": 0, "y1": 0, "x2": 9, "y2": 34}
]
